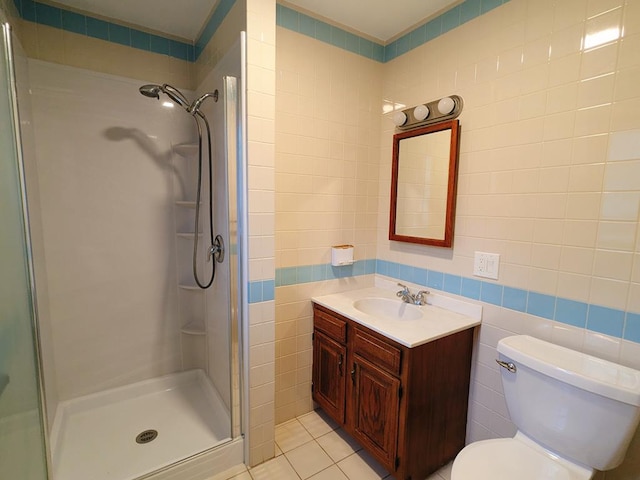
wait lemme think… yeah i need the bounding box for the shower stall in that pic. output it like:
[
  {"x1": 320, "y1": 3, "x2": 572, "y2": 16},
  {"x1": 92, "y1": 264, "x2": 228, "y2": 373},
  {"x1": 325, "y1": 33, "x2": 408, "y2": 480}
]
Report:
[{"x1": 0, "y1": 14, "x2": 248, "y2": 480}]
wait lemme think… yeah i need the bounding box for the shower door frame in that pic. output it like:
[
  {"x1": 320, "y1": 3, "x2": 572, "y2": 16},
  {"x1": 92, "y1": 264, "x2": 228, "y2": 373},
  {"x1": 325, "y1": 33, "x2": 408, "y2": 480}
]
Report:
[{"x1": 1, "y1": 19, "x2": 52, "y2": 480}]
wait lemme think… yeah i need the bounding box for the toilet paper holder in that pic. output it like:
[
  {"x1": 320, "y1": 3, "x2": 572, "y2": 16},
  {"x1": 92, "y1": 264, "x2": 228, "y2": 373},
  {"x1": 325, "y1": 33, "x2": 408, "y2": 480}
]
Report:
[{"x1": 331, "y1": 245, "x2": 354, "y2": 266}]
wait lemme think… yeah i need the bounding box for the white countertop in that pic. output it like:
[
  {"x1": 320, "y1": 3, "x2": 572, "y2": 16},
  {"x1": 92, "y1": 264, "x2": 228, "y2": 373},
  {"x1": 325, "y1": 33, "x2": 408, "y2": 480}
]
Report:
[{"x1": 312, "y1": 285, "x2": 482, "y2": 348}]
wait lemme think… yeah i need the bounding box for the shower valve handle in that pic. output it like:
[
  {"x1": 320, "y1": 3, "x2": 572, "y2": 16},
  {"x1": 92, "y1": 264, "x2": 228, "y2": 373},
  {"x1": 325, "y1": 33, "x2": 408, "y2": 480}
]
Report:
[{"x1": 208, "y1": 235, "x2": 225, "y2": 263}]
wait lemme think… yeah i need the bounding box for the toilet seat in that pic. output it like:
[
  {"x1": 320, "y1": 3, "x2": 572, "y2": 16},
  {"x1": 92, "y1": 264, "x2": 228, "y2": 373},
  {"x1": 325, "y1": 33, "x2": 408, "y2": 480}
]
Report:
[{"x1": 451, "y1": 433, "x2": 593, "y2": 480}]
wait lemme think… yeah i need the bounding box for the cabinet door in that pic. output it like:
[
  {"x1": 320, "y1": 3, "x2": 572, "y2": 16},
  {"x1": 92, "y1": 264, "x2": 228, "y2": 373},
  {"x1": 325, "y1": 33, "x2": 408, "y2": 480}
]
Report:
[
  {"x1": 351, "y1": 354, "x2": 400, "y2": 471},
  {"x1": 312, "y1": 330, "x2": 347, "y2": 423}
]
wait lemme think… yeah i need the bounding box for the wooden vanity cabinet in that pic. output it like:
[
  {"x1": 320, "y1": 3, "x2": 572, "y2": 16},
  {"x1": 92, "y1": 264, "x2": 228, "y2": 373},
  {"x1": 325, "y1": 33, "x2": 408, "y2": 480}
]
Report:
[{"x1": 312, "y1": 303, "x2": 475, "y2": 480}]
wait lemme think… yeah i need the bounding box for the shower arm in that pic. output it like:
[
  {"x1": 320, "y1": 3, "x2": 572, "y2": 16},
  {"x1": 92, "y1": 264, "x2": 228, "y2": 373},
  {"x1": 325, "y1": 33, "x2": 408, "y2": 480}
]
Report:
[{"x1": 189, "y1": 91, "x2": 219, "y2": 116}]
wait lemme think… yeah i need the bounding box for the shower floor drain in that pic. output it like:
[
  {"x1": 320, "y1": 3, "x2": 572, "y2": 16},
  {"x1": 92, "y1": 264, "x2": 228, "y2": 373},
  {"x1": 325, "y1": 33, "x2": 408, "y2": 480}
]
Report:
[{"x1": 136, "y1": 429, "x2": 158, "y2": 444}]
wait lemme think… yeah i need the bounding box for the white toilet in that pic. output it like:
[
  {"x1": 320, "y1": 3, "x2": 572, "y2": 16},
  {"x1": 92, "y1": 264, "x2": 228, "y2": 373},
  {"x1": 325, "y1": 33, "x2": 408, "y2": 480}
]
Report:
[{"x1": 452, "y1": 335, "x2": 640, "y2": 479}]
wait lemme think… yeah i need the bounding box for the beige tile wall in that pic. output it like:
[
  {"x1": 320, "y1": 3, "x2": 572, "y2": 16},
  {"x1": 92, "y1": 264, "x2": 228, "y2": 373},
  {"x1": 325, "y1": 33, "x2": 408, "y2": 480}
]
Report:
[
  {"x1": 377, "y1": 0, "x2": 640, "y2": 477},
  {"x1": 275, "y1": 28, "x2": 381, "y2": 270},
  {"x1": 274, "y1": 27, "x2": 382, "y2": 425},
  {"x1": 379, "y1": 0, "x2": 640, "y2": 313},
  {"x1": 246, "y1": 0, "x2": 277, "y2": 467}
]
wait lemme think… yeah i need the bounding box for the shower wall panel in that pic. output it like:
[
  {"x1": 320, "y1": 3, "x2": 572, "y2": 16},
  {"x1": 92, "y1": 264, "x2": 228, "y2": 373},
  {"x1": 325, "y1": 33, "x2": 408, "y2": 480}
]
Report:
[{"x1": 28, "y1": 60, "x2": 193, "y2": 401}]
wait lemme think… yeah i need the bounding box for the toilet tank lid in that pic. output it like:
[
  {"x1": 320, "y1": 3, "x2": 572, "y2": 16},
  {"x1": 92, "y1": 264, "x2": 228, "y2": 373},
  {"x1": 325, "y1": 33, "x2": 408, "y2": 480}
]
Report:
[{"x1": 498, "y1": 335, "x2": 640, "y2": 406}]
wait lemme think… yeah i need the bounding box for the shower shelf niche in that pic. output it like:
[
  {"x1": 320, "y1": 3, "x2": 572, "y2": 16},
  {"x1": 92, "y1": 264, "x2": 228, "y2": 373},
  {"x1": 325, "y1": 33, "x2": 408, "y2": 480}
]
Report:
[
  {"x1": 181, "y1": 320, "x2": 205, "y2": 336},
  {"x1": 173, "y1": 143, "x2": 199, "y2": 158},
  {"x1": 172, "y1": 141, "x2": 209, "y2": 372}
]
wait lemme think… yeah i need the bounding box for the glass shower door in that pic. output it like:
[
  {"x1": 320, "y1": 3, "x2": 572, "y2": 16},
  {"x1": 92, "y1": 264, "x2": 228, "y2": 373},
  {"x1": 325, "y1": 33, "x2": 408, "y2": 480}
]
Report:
[{"x1": 0, "y1": 22, "x2": 48, "y2": 480}]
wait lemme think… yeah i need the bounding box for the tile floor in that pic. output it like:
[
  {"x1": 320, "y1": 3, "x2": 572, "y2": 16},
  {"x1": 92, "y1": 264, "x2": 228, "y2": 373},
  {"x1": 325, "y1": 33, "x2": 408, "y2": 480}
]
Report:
[{"x1": 211, "y1": 409, "x2": 453, "y2": 480}]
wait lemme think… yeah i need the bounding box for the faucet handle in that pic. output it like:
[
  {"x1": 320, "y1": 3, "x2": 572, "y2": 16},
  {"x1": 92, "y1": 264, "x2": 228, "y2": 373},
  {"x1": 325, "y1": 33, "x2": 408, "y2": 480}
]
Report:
[
  {"x1": 415, "y1": 290, "x2": 430, "y2": 305},
  {"x1": 396, "y1": 283, "x2": 409, "y2": 295}
]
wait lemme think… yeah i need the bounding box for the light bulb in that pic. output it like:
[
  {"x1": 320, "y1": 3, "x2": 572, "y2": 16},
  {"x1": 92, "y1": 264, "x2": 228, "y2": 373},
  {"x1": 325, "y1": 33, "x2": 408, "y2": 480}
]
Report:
[
  {"x1": 413, "y1": 104, "x2": 429, "y2": 121},
  {"x1": 392, "y1": 111, "x2": 407, "y2": 126},
  {"x1": 437, "y1": 97, "x2": 455, "y2": 115}
]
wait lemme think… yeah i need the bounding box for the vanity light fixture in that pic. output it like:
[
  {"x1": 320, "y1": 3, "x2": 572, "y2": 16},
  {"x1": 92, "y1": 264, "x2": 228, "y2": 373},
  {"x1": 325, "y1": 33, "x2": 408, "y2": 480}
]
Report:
[{"x1": 390, "y1": 95, "x2": 463, "y2": 130}]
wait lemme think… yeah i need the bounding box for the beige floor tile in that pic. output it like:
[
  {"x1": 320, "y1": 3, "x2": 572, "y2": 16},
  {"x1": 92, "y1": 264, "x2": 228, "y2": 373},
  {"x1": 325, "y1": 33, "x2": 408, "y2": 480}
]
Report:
[
  {"x1": 285, "y1": 440, "x2": 334, "y2": 479},
  {"x1": 229, "y1": 473, "x2": 252, "y2": 480},
  {"x1": 308, "y1": 465, "x2": 349, "y2": 480},
  {"x1": 297, "y1": 409, "x2": 338, "y2": 438},
  {"x1": 203, "y1": 464, "x2": 248, "y2": 480},
  {"x1": 275, "y1": 418, "x2": 314, "y2": 453},
  {"x1": 337, "y1": 450, "x2": 390, "y2": 480},
  {"x1": 270, "y1": 416, "x2": 452, "y2": 480},
  {"x1": 316, "y1": 429, "x2": 362, "y2": 463},
  {"x1": 249, "y1": 455, "x2": 299, "y2": 480}
]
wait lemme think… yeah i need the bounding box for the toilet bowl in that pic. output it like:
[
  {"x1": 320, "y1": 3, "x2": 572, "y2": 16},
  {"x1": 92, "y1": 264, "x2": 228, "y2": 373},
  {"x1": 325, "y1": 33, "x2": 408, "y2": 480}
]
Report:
[
  {"x1": 451, "y1": 335, "x2": 640, "y2": 480},
  {"x1": 453, "y1": 432, "x2": 592, "y2": 480}
]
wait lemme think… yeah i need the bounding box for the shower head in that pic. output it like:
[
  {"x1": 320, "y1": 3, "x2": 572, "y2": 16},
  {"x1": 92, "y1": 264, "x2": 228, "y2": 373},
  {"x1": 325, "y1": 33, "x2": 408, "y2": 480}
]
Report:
[
  {"x1": 138, "y1": 83, "x2": 190, "y2": 110},
  {"x1": 139, "y1": 84, "x2": 162, "y2": 99}
]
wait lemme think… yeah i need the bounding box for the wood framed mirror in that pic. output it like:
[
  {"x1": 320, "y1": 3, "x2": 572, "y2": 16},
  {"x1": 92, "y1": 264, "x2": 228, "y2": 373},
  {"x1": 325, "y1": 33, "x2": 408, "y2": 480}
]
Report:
[{"x1": 389, "y1": 119, "x2": 460, "y2": 247}]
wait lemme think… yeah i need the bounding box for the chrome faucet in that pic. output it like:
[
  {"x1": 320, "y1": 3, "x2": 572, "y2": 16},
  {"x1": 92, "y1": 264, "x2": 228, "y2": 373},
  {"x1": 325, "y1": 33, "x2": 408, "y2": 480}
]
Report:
[{"x1": 396, "y1": 283, "x2": 430, "y2": 305}]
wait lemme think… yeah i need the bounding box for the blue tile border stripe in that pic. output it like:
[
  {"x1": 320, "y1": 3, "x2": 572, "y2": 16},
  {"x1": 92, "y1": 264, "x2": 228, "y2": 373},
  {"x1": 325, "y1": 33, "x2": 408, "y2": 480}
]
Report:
[
  {"x1": 11, "y1": 0, "x2": 223, "y2": 62},
  {"x1": 254, "y1": 258, "x2": 640, "y2": 345},
  {"x1": 276, "y1": 4, "x2": 384, "y2": 62},
  {"x1": 195, "y1": 0, "x2": 236, "y2": 61},
  {"x1": 15, "y1": 0, "x2": 504, "y2": 64},
  {"x1": 277, "y1": 0, "x2": 510, "y2": 63}
]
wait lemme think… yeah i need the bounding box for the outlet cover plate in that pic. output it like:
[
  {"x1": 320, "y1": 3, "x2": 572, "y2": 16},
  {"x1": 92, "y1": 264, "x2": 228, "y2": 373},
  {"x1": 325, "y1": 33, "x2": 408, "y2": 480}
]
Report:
[{"x1": 473, "y1": 251, "x2": 500, "y2": 280}]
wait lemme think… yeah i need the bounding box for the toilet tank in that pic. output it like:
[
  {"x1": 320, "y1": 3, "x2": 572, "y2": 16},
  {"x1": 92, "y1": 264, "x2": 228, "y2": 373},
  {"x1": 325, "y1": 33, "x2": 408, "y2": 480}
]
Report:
[{"x1": 497, "y1": 335, "x2": 640, "y2": 471}]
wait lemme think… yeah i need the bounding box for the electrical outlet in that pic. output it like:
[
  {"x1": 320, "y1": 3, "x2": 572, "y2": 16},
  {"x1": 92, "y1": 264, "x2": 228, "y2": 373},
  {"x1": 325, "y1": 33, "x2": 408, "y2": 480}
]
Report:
[{"x1": 473, "y1": 252, "x2": 500, "y2": 280}]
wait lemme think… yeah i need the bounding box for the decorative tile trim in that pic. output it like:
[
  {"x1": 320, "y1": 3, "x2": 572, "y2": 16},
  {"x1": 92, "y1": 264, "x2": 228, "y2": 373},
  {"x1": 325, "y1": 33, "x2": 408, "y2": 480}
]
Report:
[
  {"x1": 248, "y1": 279, "x2": 275, "y2": 303},
  {"x1": 275, "y1": 259, "x2": 376, "y2": 288},
  {"x1": 13, "y1": 0, "x2": 194, "y2": 60},
  {"x1": 276, "y1": 4, "x2": 384, "y2": 62},
  {"x1": 277, "y1": 0, "x2": 510, "y2": 63},
  {"x1": 267, "y1": 258, "x2": 640, "y2": 344},
  {"x1": 194, "y1": 0, "x2": 235, "y2": 61},
  {"x1": 11, "y1": 0, "x2": 235, "y2": 62}
]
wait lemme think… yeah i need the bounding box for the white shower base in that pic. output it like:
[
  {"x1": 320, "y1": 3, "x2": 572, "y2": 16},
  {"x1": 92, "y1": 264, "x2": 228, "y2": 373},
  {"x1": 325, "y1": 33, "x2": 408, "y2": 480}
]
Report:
[{"x1": 51, "y1": 369, "x2": 234, "y2": 480}]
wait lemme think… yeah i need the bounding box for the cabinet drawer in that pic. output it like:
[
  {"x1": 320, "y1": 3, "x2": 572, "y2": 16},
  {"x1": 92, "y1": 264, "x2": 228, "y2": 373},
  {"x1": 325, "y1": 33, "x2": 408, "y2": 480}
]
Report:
[
  {"x1": 353, "y1": 328, "x2": 401, "y2": 376},
  {"x1": 314, "y1": 307, "x2": 347, "y2": 343}
]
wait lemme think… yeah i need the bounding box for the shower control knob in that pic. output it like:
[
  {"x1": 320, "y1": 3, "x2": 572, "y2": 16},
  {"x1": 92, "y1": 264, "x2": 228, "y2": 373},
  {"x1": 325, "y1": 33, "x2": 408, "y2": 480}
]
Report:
[{"x1": 208, "y1": 235, "x2": 225, "y2": 263}]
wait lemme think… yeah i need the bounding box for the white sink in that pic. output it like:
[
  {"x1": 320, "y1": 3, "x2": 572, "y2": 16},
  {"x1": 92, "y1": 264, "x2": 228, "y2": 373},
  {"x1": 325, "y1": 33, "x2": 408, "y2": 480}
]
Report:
[{"x1": 353, "y1": 297, "x2": 422, "y2": 321}]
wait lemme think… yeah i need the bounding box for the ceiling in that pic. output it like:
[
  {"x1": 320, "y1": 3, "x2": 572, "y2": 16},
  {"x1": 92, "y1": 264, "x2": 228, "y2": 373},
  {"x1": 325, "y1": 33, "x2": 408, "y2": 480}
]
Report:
[{"x1": 53, "y1": 0, "x2": 460, "y2": 43}]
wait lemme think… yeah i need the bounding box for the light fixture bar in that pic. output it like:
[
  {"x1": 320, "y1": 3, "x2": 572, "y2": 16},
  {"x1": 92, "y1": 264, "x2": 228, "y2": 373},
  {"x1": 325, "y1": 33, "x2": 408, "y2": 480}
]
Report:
[{"x1": 391, "y1": 95, "x2": 463, "y2": 129}]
